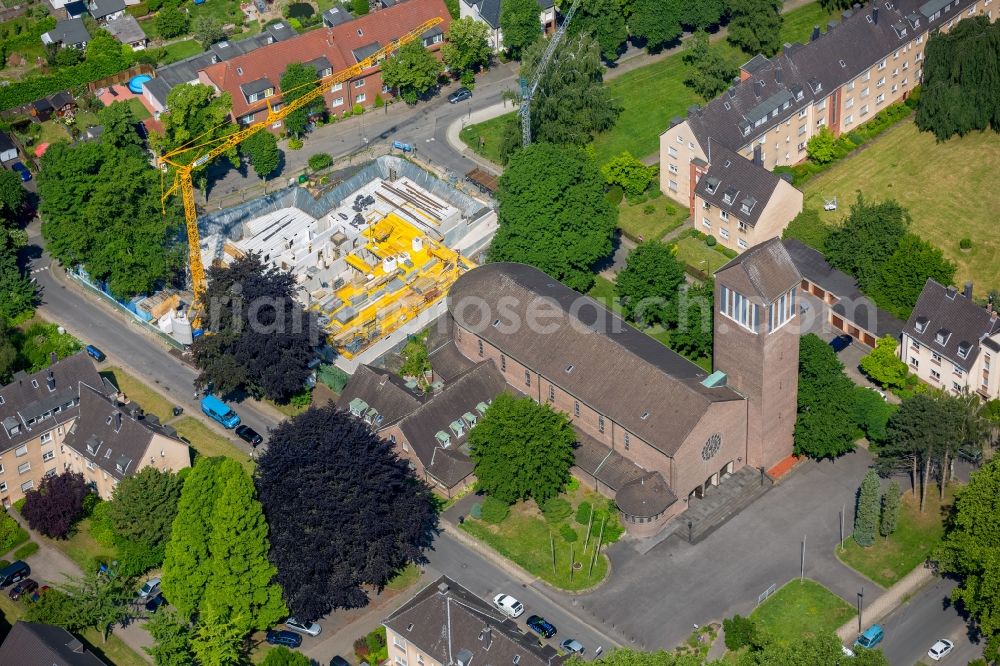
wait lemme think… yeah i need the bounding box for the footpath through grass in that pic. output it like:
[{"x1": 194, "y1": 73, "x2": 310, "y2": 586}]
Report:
[
  {"x1": 837, "y1": 487, "x2": 949, "y2": 587},
  {"x1": 802, "y1": 121, "x2": 1000, "y2": 294},
  {"x1": 751, "y1": 579, "x2": 855, "y2": 644}
]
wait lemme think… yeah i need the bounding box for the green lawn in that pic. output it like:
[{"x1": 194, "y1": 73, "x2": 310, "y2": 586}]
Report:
[
  {"x1": 102, "y1": 367, "x2": 177, "y2": 423},
  {"x1": 617, "y1": 194, "x2": 688, "y2": 242},
  {"x1": 385, "y1": 563, "x2": 422, "y2": 592},
  {"x1": 38, "y1": 517, "x2": 118, "y2": 573},
  {"x1": 802, "y1": 121, "x2": 1000, "y2": 294},
  {"x1": 837, "y1": 488, "x2": 949, "y2": 588},
  {"x1": 172, "y1": 416, "x2": 255, "y2": 473},
  {"x1": 460, "y1": 487, "x2": 617, "y2": 591},
  {"x1": 779, "y1": 3, "x2": 838, "y2": 45},
  {"x1": 751, "y1": 579, "x2": 855, "y2": 644},
  {"x1": 38, "y1": 120, "x2": 70, "y2": 145},
  {"x1": 125, "y1": 97, "x2": 151, "y2": 120},
  {"x1": 458, "y1": 112, "x2": 513, "y2": 165},
  {"x1": 671, "y1": 236, "x2": 731, "y2": 275},
  {"x1": 587, "y1": 275, "x2": 622, "y2": 314},
  {"x1": 158, "y1": 39, "x2": 204, "y2": 65}
]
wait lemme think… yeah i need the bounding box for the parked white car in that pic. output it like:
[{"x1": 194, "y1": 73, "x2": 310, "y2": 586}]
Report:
[
  {"x1": 285, "y1": 618, "x2": 322, "y2": 637},
  {"x1": 138, "y1": 577, "x2": 161, "y2": 599},
  {"x1": 492, "y1": 593, "x2": 524, "y2": 618},
  {"x1": 927, "y1": 639, "x2": 954, "y2": 661}
]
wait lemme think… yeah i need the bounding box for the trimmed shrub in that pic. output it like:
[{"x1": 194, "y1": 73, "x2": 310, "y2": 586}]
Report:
[
  {"x1": 352, "y1": 103, "x2": 364, "y2": 115},
  {"x1": 540, "y1": 497, "x2": 572, "y2": 523},
  {"x1": 705, "y1": 235, "x2": 717, "y2": 247},
  {"x1": 960, "y1": 237, "x2": 972, "y2": 249},
  {"x1": 288, "y1": 137, "x2": 303, "y2": 150},
  {"x1": 574, "y1": 501, "x2": 592, "y2": 526},
  {"x1": 480, "y1": 496, "x2": 509, "y2": 524},
  {"x1": 566, "y1": 476, "x2": 580, "y2": 492},
  {"x1": 559, "y1": 523, "x2": 578, "y2": 543},
  {"x1": 374, "y1": 93, "x2": 385, "y2": 108},
  {"x1": 469, "y1": 502, "x2": 483, "y2": 520},
  {"x1": 643, "y1": 204, "x2": 655, "y2": 215},
  {"x1": 723, "y1": 614, "x2": 757, "y2": 650},
  {"x1": 604, "y1": 185, "x2": 623, "y2": 205},
  {"x1": 0, "y1": 512, "x2": 30, "y2": 555},
  {"x1": 460, "y1": 70, "x2": 475, "y2": 88},
  {"x1": 308, "y1": 152, "x2": 333, "y2": 171},
  {"x1": 13, "y1": 541, "x2": 38, "y2": 560}
]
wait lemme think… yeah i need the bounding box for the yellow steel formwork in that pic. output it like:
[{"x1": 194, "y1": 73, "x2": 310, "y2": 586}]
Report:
[{"x1": 317, "y1": 213, "x2": 474, "y2": 359}]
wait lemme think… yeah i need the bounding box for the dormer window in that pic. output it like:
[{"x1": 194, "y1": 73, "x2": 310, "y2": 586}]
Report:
[
  {"x1": 705, "y1": 177, "x2": 720, "y2": 195},
  {"x1": 914, "y1": 316, "x2": 929, "y2": 333},
  {"x1": 740, "y1": 197, "x2": 757, "y2": 215},
  {"x1": 31, "y1": 379, "x2": 38, "y2": 388},
  {"x1": 957, "y1": 342, "x2": 971, "y2": 359},
  {"x1": 935, "y1": 329, "x2": 951, "y2": 346}
]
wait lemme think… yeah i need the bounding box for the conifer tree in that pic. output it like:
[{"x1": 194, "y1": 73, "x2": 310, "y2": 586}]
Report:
[
  {"x1": 880, "y1": 479, "x2": 901, "y2": 539},
  {"x1": 854, "y1": 470, "x2": 881, "y2": 547}
]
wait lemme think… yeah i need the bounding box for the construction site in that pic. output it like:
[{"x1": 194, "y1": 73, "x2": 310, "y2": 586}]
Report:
[{"x1": 198, "y1": 155, "x2": 497, "y2": 371}]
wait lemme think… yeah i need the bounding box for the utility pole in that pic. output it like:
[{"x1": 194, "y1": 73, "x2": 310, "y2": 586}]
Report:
[
  {"x1": 857, "y1": 587, "x2": 865, "y2": 632},
  {"x1": 800, "y1": 534, "x2": 806, "y2": 582}
]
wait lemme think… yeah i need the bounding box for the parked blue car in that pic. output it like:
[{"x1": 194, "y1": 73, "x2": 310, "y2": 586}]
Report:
[
  {"x1": 11, "y1": 161, "x2": 31, "y2": 182},
  {"x1": 85, "y1": 345, "x2": 106, "y2": 362},
  {"x1": 527, "y1": 615, "x2": 556, "y2": 638},
  {"x1": 853, "y1": 624, "x2": 884, "y2": 649},
  {"x1": 266, "y1": 630, "x2": 302, "y2": 648}
]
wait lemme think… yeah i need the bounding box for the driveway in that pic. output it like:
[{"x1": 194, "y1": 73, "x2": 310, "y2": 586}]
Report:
[{"x1": 569, "y1": 450, "x2": 877, "y2": 650}]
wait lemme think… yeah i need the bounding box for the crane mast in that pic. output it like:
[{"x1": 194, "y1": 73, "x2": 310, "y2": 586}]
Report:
[
  {"x1": 158, "y1": 17, "x2": 444, "y2": 311},
  {"x1": 520, "y1": 0, "x2": 582, "y2": 147}
]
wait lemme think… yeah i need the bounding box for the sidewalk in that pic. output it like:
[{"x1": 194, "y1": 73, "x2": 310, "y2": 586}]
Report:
[{"x1": 835, "y1": 564, "x2": 934, "y2": 642}]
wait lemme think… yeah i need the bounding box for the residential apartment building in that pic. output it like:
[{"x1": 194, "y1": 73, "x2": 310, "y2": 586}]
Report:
[
  {"x1": 459, "y1": 0, "x2": 557, "y2": 51},
  {"x1": 384, "y1": 576, "x2": 562, "y2": 666},
  {"x1": 661, "y1": 0, "x2": 994, "y2": 248},
  {"x1": 901, "y1": 280, "x2": 1000, "y2": 399},
  {"x1": 0, "y1": 353, "x2": 190, "y2": 506},
  {"x1": 195, "y1": 0, "x2": 451, "y2": 129}
]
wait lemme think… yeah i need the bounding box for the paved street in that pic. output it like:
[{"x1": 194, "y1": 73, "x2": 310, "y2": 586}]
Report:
[{"x1": 879, "y1": 577, "x2": 984, "y2": 665}]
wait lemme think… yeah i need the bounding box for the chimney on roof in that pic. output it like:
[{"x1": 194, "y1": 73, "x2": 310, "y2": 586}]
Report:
[
  {"x1": 437, "y1": 581, "x2": 450, "y2": 595},
  {"x1": 47, "y1": 371, "x2": 55, "y2": 391},
  {"x1": 67, "y1": 638, "x2": 85, "y2": 653},
  {"x1": 811, "y1": 25, "x2": 820, "y2": 40},
  {"x1": 753, "y1": 145, "x2": 763, "y2": 166},
  {"x1": 964, "y1": 282, "x2": 973, "y2": 299},
  {"x1": 873, "y1": 6, "x2": 879, "y2": 23},
  {"x1": 775, "y1": 66, "x2": 782, "y2": 83}
]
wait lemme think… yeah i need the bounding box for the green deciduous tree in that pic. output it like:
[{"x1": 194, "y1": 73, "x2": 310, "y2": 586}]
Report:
[
  {"x1": 615, "y1": 242, "x2": 685, "y2": 326},
  {"x1": 868, "y1": 233, "x2": 956, "y2": 319},
  {"x1": 682, "y1": 0, "x2": 727, "y2": 30},
  {"x1": 794, "y1": 334, "x2": 859, "y2": 459},
  {"x1": 145, "y1": 608, "x2": 195, "y2": 666},
  {"x1": 192, "y1": 603, "x2": 245, "y2": 666},
  {"x1": 490, "y1": 143, "x2": 616, "y2": 292},
  {"x1": 500, "y1": 0, "x2": 541, "y2": 58},
  {"x1": 519, "y1": 32, "x2": 621, "y2": 147},
  {"x1": 669, "y1": 281, "x2": 714, "y2": 360},
  {"x1": 98, "y1": 100, "x2": 144, "y2": 150},
  {"x1": 26, "y1": 568, "x2": 136, "y2": 642},
  {"x1": 0, "y1": 248, "x2": 35, "y2": 322},
  {"x1": 860, "y1": 335, "x2": 909, "y2": 390},
  {"x1": 240, "y1": 130, "x2": 280, "y2": 181},
  {"x1": 192, "y1": 15, "x2": 226, "y2": 49},
  {"x1": 915, "y1": 17, "x2": 1000, "y2": 141},
  {"x1": 0, "y1": 169, "x2": 26, "y2": 217},
  {"x1": 880, "y1": 479, "x2": 900, "y2": 539},
  {"x1": 824, "y1": 195, "x2": 909, "y2": 294},
  {"x1": 601, "y1": 151, "x2": 654, "y2": 197},
  {"x1": 151, "y1": 83, "x2": 236, "y2": 163},
  {"x1": 108, "y1": 467, "x2": 183, "y2": 558},
  {"x1": 380, "y1": 40, "x2": 443, "y2": 104},
  {"x1": 442, "y1": 17, "x2": 492, "y2": 74},
  {"x1": 351, "y1": 0, "x2": 369, "y2": 15},
  {"x1": 852, "y1": 386, "x2": 895, "y2": 446},
  {"x1": 469, "y1": 394, "x2": 576, "y2": 505},
  {"x1": 806, "y1": 126, "x2": 837, "y2": 164},
  {"x1": 571, "y1": 0, "x2": 627, "y2": 61},
  {"x1": 727, "y1": 0, "x2": 783, "y2": 56},
  {"x1": 782, "y1": 208, "x2": 831, "y2": 252},
  {"x1": 262, "y1": 647, "x2": 311, "y2": 666},
  {"x1": 629, "y1": 0, "x2": 682, "y2": 53},
  {"x1": 155, "y1": 7, "x2": 191, "y2": 39},
  {"x1": 934, "y1": 457, "x2": 1000, "y2": 655},
  {"x1": 854, "y1": 469, "x2": 881, "y2": 547},
  {"x1": 683, "y1": 30, "x2": 738, "y2": 99},
  {"x1": 279, "y1": 62, "x2": 322, "y2": 138}
]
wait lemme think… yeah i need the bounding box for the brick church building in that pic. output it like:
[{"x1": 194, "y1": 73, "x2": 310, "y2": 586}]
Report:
[{"x1": 341, "y1": 238, "x2": 802, "y2": 536}]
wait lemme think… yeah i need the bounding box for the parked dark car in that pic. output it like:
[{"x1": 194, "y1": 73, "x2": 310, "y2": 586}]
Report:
[
  {"x1": 829, "y1": 334, "x2": 853, "y2": 353},
  {"x1": 0, "y1": 561, "x2": 30, "y2": 588},
  {"x1": 448, "y1": 87, "x2": 472, "y2": 104},
  {"x1": 527, "y1": 615, "x2": 557, "y2": 638},
  {"x1": 145, "y1": 593, "x2": 167, "y2": 613},
  {"x1": 958, "y1": 444, "x2": 983, "y2": 465},
  {"x1": 85, "y1": 344, "x2": 107, "y2": 362},
  {"x1": 235, "y1": 425, "x2": 263, "y2": 447},
  {"x1": 11, "y1": 161, "x2": 31, "y2": 182},
  {"x1": 266, "y1": 630, "x2": 303, "y2": 648},
  {"x1": 9, "y1": 578, "x2": 39, "y2": 601},
  {"x1": 331, "y1": 657, "x2": 351, "y2": 666}
]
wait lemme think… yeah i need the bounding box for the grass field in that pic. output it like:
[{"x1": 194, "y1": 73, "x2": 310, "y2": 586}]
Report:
[
  {"x1": 458, "y1": 113, "x2": 512, "y2": 165},
  {"x1": 125, "y1": 97, "x2": 152, "y2": 120},
  {"x1": 37, "y1": 516, "x2": 118, "y2": 573},
  {"x1": 385, "y1": 563, "x2": 422, "y2": 592},
  {"x1": 587, "y1": 275, "x2": 622, "y2": 314},
  {"x1": 158, "y1": 39, "x2": 204, "y2": 65},
  {"x1": 172, "y1": 416, "x2": 255, "y2": 473},
  {"x1": 837, "y1": 487, "x2": 949, "y2": 588},
  {"x1": 617, "y1": 195, "x2": 688, "y2": 242},
  {"x1": 802, "y1": 121, "x2": 1000, "y2": 294},
  {"x1": 103, "y1": 367, "x2": 176, "y2": 423},
  {"x1": 672, "y1": 236, "x2": 731, "y2": 275},
  {"x1": 751, "y1": 579, "x2": 855, "y2": 644}
]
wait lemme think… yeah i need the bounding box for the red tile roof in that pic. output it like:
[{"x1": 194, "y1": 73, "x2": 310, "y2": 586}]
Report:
[{"x1": 200, "y1": 0, "x2": 450, "y2": 118}]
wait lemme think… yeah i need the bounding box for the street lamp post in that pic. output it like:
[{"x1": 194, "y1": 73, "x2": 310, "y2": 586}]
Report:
[
  {"x1": 857, "y1": 587, "x2": 865, "y2": 633},
  {"x1": 759, "y1": 466, "x2": 766, "y2": 487},
  {"x1": 687, "y1": 519, "x2": 693, "y2": 542}
]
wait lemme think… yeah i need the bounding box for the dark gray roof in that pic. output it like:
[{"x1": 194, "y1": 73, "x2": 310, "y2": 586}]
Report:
[
  {"x1": 783, "y1": 239, "x2": 904, "y2": 339},
  {"x1": 0, "y1": 352, "x2": 104, "y2": 453},
  {"x1": 322, "y1": 6, "x2": 350, "y2": 26},
  {"x1": 616, "y1": 471, "x2": 677, "y2": 518},
  {"x1": 428, "y1": 340, "x2": 476, "y2": 383},
  {"x1": 384, "y1": 577, "x2": 562, "y2": 666},
  {"x1": 685, "y1": 0, "x2": 974, "y2": 153},
  {"x1": 573, "y1": 429, "x2": 645, "y2": 491},
  {"x1": 471, "y1": 0, "x2": 553, "y2": 29},
  {"x1": 305, "y1": 55, "x2": 333, "y2": 75},
  {"x1": 62, "y1": 385, "x2": 186, "y2": 481},
  {"x1": 903, "y1": 279, "x2": 1000, "y2": 371},
  {"x1": 352, "y1": 41, "x2": 383, "y2": 62},
  {"x1": 694, "y1": 141, "x2": 782, "y2": 228},
  {"x1": 717, "y1": 237, "x2": 800, "y2": 304},
  {"x1": 337, "y1": 364, "x2": 424, "y2": 426},
  {"x1": 49, "y1": 91, "x2": 74, "y2": 109},
  {"x1": 264, "y1": 20, "x2": 296, "y2": 42},
  {"x1": 0, "y1": 132, "x2": 15, "y2": 152},
  {"x1": 89, "y1": 0, "x2": 125, "y2": 19},
  {"x1": 43, "y1": 18, "x2": 90, "y2": 46},
  {"x1": 448, "y1": 264, "x2": 742, "y2": 456},
  {"x1": 104, "y1": 15, "x2": 146, "y2": 44},
  {"x1": 0, "y1": 622, "x2": 107, "y2": 665},
  {"x1": 239, "y1": 77, "x2": 274, "y2": 98},
  {"x1": 397, "y1": 362, "x2": 507, "y2": 488},
  {"x1": 64, "y1": 0, "x2": 88, "y2": 17}
]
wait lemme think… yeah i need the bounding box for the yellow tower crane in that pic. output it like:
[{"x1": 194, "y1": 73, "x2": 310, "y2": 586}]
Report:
[{"x1": 158, "y1": 17, "x2": 444, "y2": 317}]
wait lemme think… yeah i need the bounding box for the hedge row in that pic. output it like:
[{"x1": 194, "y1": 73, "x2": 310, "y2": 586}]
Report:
[{"x1": 0, "y1": 57, "x2": 129, "y2": 111}]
